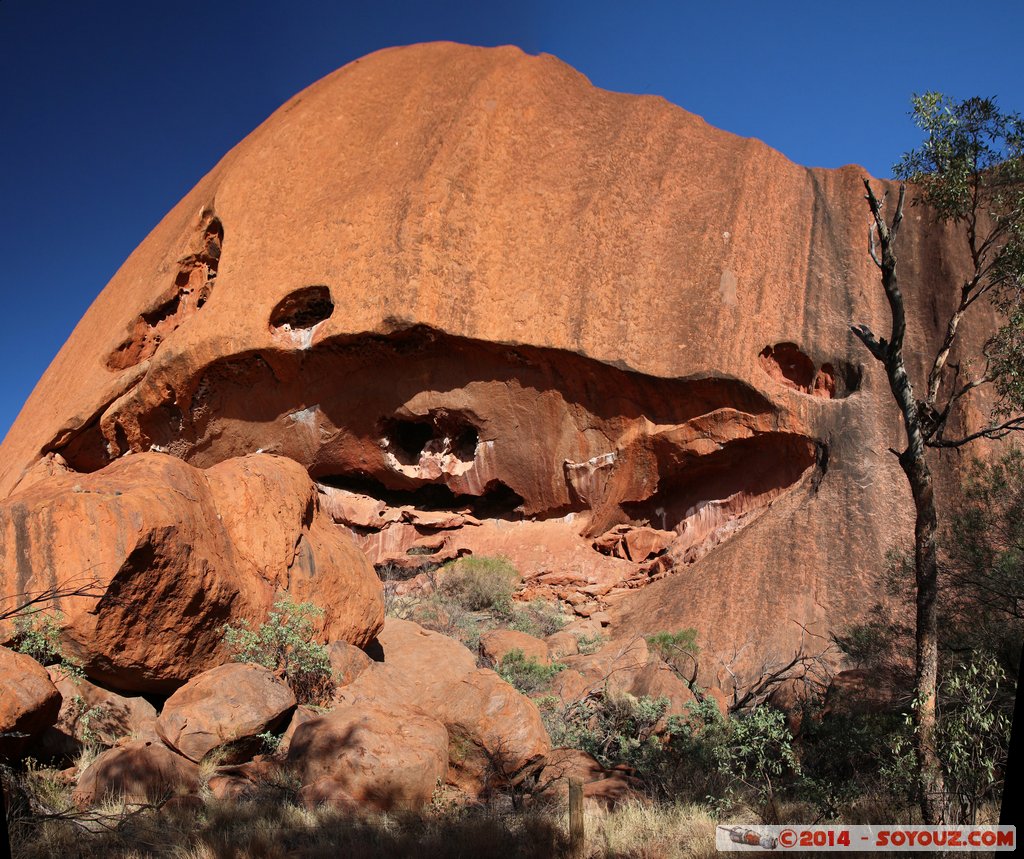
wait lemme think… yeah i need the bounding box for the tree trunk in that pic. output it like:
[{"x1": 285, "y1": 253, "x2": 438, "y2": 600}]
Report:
[
  {"x1": 900, "y1": 445, "x2": 946, "y2": 824},
  {"x1": 854, "y1": 181, "x2": 947, "y2": 824}
]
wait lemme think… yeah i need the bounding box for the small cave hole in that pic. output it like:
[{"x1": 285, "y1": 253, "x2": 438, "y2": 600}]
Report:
[
  {"x1": 758, "y1": 344, "x2": 862, "y2": 399},
  {"x1": 452, "y1": 425, "x2": 479, "y2": 461},
  {"x1": 270, "y1": 285, "x2": 334, "y2": 330},
  {"x1": 381, "y1": 419, "x2": 435, "y2": 465},
  {"x1": 759, "y1": 343, "x2": 816, "y2": 392}
]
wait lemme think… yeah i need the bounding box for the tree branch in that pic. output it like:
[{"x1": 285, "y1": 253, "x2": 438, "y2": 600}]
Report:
[
  {"x1": 850, "y1": 323, "x2": 887, "y2": 361},
  {"x1": 927, "y1": 416, "x2": 1024, "y2": 448}
]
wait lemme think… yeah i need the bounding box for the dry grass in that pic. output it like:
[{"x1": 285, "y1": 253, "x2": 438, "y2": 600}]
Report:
[{"x1": 586, "y1": 801, "x2": 721, "y2": 859}]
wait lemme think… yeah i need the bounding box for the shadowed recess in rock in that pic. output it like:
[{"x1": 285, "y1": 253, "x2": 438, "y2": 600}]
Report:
[{"x1": 49, "y1": 326, "x2": 821, "y2": 555}]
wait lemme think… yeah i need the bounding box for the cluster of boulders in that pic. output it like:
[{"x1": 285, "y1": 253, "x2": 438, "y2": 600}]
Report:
[
  {"x1": 2, "y1": 608, "x2": 684, "y2": 813},
  {"x1": 1, "y1": 598, "x2": 768, "y2": 815}
]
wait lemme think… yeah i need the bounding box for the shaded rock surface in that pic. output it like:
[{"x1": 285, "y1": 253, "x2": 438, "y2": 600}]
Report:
[
  {"x1": 288, "y1": 700, "x2": 448, "y2": 810},
  {"x1": 73, "y1": 739, "x2": 199, "y2": 806},
  {"x1": 0, "y1": 646, "x2": 61, "y2": 757},
  {"x1": 156, "y1": 663, "x2": 296, "y2": 762},
  {"x1": 42, "y1": 668, "x2": 157, "y2": 756}
]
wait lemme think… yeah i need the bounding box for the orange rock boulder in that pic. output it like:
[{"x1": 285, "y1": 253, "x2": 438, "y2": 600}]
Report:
[
  {"x1": 73, "y1": 739, "x2": 199, "y2": 807},
  {"x1": 156, "y1": 663, "x2": 296, "y2": 762},
  {"x1": 0, "y1": 647, "x2": 61, "y2": 757},
  {"x1": 336, "y1": 619, "x2": 550, "y2": 793},
  {"x1": 0, "y1": 452, "x2": 383, "y2": 692},
  {"x1": 288, "y1": 700, "x2": 449, "y2": 810}
]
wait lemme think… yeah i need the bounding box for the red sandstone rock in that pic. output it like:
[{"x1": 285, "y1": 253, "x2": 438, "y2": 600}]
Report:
[
  {"x1": 328, "y1": 640, "x2": 373, "y2": 687},
  {"x1": 156, "y1": 663, "x2": 296, "y2": 762},
  {"x1": 0, "y1": 647, "x2": 61, "y2": 757},
  {"x1": 336, "y1": 619, "x2": 550, "y2": 793},
  {"x1": 0, "y1": 42, "x2": 995, "y2": 693},
  {"x1": 277, "y1": 704, "x2": 321, "y2": 758},
  {"x1": 73, "y1": 739, "x2": 199, "y2": 807},
  {"x1": 478, "y1": 628, "x2": 550, "y2": 666},
  {"x1": 287, "y1": 700, "x2": 448, "y2": 810},
  {"x1": 0, "y1": 453, "x2": 383, "y2": 692},
  {"x1": 545, "y1": 630, "x2": 580, "y2": 659},
  {"x1": 43, "y1": 667, "x2": 157, "y2": 754}
]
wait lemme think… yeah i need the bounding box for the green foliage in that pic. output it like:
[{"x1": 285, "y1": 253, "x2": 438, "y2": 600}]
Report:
[
  {"x1": 222, "y1": 597, "x2": 334, "y2": 706},
  {"x1": 13, "y1": 611, "x2": 84, "y2": 680},
  {"x1": 550, "y1": 688, "x2": 670, "y2": 777},
  {"x1": 496, "y1": 649, "x2": 564, "y2": 695},
  {"x1": 936, "y1": 653, "x2": 1012, "y2": 824},
  {"x1": 257, "y1": 730, "x2": 283, "y2": 755},
  {"x1": 895, "y1": 93, "x2": 1024, "y2": 416},
  {"x1": 646, "y1": 629, "x2": 700, "y2": 678},
  {"x1": 715, "y1": 706, "x2": 799, "y2": 805},
  {"x1": 508, "y1": 599, "x2": 567, "y2": 638},
  {"x1": 439, "y1": 556, "x2": 521, "y2": 612},
  {"x1": 945, "y1": 447, "x2": 1024, "y2": 671},
  {"x1": 409, "y1": 593, "x2": 484, "y2": 651},
  {"x1": 575, "y1": 632, "x2": 607, "y2": 656}
]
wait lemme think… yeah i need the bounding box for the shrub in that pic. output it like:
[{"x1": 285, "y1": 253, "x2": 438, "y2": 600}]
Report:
[
  {"x1": 496, "y1": 649, "x2": 564, "y2": 695},
  {"x1": 646, "y1": 629, "x2": 700, "y2": 683},
  {"x1": 13, "y1": 611, "x2": 84, "y2": 680},
  {"x1": 509, "y1": 599, "x2": 567, "y2": 638},
  {"x1": 411, "y1": 593, "x2": 484, "y2": 651},
  {"x1": 440, "y1": 556, "x2": 520, "y2": 612},
  {"x1": 222, "y1": 597, "x2": 334, "y2": 705},
  {"x1": 936, "y1": 653, "x2": 1012, "y2": 824},
  {"x1": 550, "y1": 688, "x2": 669, "y2": 776},
  {"x1": 576, "y1": 632, "x2": 607, "y2": 655}
]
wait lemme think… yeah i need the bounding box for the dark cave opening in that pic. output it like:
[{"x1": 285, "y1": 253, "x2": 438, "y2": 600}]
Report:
[{"x1": 317, "y1": 473, "x2": 525, "y2": 520}]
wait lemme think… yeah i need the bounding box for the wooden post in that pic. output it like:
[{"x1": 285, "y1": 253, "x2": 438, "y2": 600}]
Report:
[{"x1": 568, "y1": 778, "x2": 584, "y2": 859}]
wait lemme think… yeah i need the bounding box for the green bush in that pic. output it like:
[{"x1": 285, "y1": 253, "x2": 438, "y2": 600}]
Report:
[
  {"x1": 576, "y1": 632, "x2": 607, "y2": 655},
  {"x1": 549, "y1": 688, "x2": 670, "y2": 776},
  {"x1": 496, "y1": 649, "x2": 564, "y2": 695},
  {"x1": 440, "y1": 556, "x2": 521, "y2": 612},
  {"x1": 222, "y1": 597, "x2": 334, "y2": 705},
  {"x1": 13, "y1": 611, "x2": 84, "y2": 680},
  {"x1": 411, "y1": 593, "x2": 484, "y2": 651},
  {"x1": 509, "y1": 599, "x2": 567, "y2": 638}
]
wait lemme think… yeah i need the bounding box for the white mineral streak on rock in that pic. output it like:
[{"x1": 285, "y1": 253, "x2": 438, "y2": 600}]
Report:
[{"x1": 564, "y1": 451, "x2": 617, "y2": 506}]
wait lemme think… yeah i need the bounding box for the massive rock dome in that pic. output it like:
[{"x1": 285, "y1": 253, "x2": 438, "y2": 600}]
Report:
[{"x1": 0, "y1": 42, "x2": 991, "y2": 687}]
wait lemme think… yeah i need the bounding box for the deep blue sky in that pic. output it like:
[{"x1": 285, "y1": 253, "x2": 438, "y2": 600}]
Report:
[{"x1": 2, "y1": 1, "x2": 1022, "y2": 443}]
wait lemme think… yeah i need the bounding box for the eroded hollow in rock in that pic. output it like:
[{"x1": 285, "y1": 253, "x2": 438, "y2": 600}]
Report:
[
  {"x1": 758, "y1": 343, "x2": 861, "y2": 399},
  {"x1": 269, "y1": 286, "x2": 334, "y2": 330},
  {"x1": 52, "y1": 326, "x2": 823, "y2": 582},
  {"x1": 319, "y1": 473, "x2": 524, "y2": 519},
  {"x1": 624, "y1": 433, "x2": 817, "y2": 560},
  {"x1": 107, "y1": 214, "x2": 222, "y2": 371}
]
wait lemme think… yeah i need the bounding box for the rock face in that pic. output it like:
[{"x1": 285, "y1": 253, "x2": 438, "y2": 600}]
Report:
[
  {"x1": 42, "y1": 668, "x2": 158, "y2": 756},
  {"x1": 288, "y1": 700, "x2": 449, "y2": 810},
  {"x1": 73, "y1": 739, "x2": 199, "y2": 806},
  {"x1": 0, "y1": 42, "x2": 994, "y2": 690},
  {"x1": 0, "y1": 452, "x2": 383, "y2": 691},
  {"x1": 335, "y1": 618, "x2": 550, "y2": 794},
  {"x1": 0, "y1": 647, "x2": 61, "y2": 757},
  {"x1": 156, "y1": 663, "x2": 296, "y2": 762}
]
